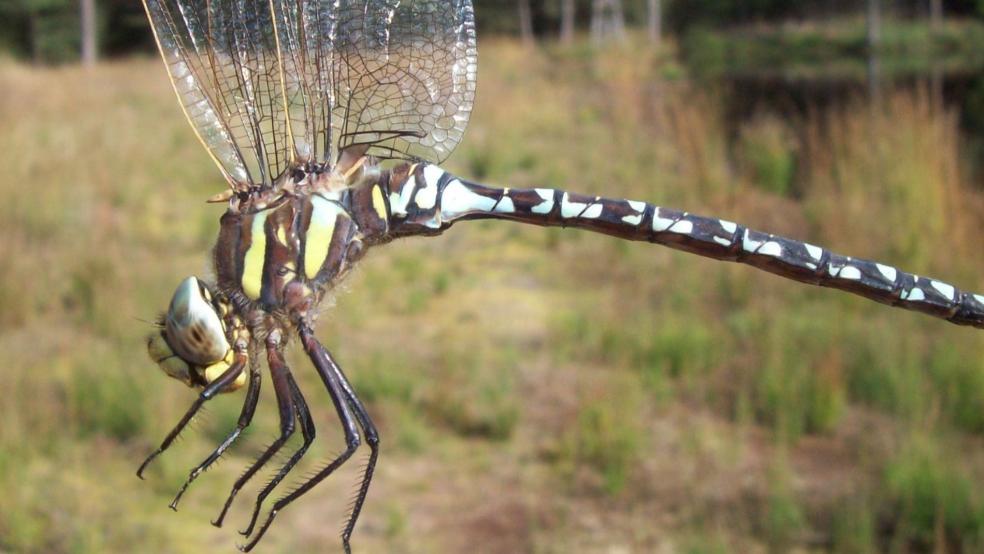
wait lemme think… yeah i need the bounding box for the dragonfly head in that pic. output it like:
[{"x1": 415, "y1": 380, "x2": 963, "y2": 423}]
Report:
[{"x1": 147, "y1": 276, "x2": 245, "y2": 392}]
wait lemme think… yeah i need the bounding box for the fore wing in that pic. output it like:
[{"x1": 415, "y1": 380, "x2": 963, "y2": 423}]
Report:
[
  {"x1": 273, "y1": 0, "x2": 478, "y2": 165},
  {"x1": 144, "y1": 0, "x2": 295, "y2": 190},
  {"x1": 145, "y1": 0, "x2": 478, "y2": 191}
]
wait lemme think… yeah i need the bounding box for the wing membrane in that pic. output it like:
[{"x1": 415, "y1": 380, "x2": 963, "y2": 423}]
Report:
[
  {"x1": 145, "y1": 0, "x2": 478, "y2": 189},
  {"x1": 274, "y1": 0, "x2": 477, "y2": 164},
  {"x1": 144, "y1": 0, "x2": 294, "y2": 189}
]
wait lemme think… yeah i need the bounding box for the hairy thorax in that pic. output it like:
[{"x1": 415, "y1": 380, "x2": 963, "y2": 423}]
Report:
[{"x1": 212, "y1": 159, "x2": 393, "y2": 330}]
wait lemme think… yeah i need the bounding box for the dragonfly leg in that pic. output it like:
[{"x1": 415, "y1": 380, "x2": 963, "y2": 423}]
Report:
[
  {"x1": 239, "y1": 328, "x2": 361, "y2": 553},
  {"x1": 239, "y1": 372, "x2": 316, "y2": 537},
  {"x1": 170, "y1": 351, "x2": 261, "y2": 510},
  {"x1": 314, "y1": 341, "x2": 380, "y2": 551},
  {"x1": 137, "y1": 352, "x2": 248, "y2": 480},
  {"x1": 213, "y1": 332, "x2": 296, "y2": 528}
]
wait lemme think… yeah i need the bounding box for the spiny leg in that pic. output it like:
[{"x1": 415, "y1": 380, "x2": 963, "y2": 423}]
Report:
[
  {"x1": 170, "y1": 348, "x2": 261, "y2": 509},
  {"x1": 137, "y1": 354, "x2": 248, "y2": 479},
  {"x1": 213, "y1": 332, "x2": 296, "y2": 528},
  {"x1": 239, "y1": 327, "x2": 361, "y2": 552},
  {"x1": 316, "y1": 341, "x2": 380, "y2": 550},
  {"x1": 239, "y1": 371, "x2": 316, "y2": 537}
]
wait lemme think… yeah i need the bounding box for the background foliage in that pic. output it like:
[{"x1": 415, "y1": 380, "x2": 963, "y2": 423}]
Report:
[{"x1": 4, "y1": 0, "x2": 984, "y2": 64}]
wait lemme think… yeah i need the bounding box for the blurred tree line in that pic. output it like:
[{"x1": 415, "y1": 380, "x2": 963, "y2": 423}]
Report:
[
  {"x1": 0, "y1": 0, "x2": 151, "y2": 63},
  {"x1": 2, "y1": 0, "x2": 984, "y2": 65}
]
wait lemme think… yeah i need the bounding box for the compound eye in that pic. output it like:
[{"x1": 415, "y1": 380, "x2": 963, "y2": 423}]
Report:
[{"x1": 164, "y1": 276, "x2": 230, "y2": 366}]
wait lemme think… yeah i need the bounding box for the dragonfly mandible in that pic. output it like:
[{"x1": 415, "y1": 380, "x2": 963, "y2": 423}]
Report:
[{"x1": 137, "y1": 0, "x2": 984, "y2": 552}]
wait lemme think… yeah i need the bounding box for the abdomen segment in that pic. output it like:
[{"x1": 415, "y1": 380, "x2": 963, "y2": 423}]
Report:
[{"x1": 382, "y1": 164, "x2": 984, "y2": 329}]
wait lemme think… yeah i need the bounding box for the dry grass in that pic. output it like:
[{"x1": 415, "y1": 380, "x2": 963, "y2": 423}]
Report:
[{"x1": 1, "y1": 40, "x2": 983, "y2": 553}]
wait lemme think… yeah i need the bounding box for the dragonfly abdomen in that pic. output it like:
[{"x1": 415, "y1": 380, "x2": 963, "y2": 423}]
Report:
[{"x1": 383, "y1": 164, "x2": 984, "y2": 329}]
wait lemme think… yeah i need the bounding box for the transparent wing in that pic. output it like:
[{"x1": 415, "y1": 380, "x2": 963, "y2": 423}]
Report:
[
  {"x1": 143, "y1": 0, "x2": 295, "y2": 189},
  {"x1": 273, "y1": 0, "x2": 478, "y2": 165}
]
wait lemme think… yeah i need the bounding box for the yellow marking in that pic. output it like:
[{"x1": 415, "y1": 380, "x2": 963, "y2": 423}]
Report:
[
  {"x1": 241, "y1": 210, "x2": 269, "y2": 300},
  {"x1": 202, "y1": 351, "x2": 245, "y2": 392},
  {"x1": 202, "y1": 350, "x2": 235, "y2": 381},
  {"x1": 305, "y1": 196, "x2": 339, "y2": 279},
  {"x1": 276, "y1": 224, "x2": 287, "y2": 245},
  {"x1": 207, "y1": 190, "x2": 234, "y2": 203},
  {"x1": 371, "y1": 185, "x2": 388, "y2": 220},
  {"x1": 203, "y1": 361, "x2": 228, "y2": 384},
  {"x1": 229, "y1": 371, "x2": 247, "y2": 392}
]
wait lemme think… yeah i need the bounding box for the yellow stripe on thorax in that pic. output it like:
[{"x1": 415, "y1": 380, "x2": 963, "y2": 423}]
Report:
[
  {"x1": 305, "y1": 195, "x2": 340, "y2": 279},
  {"x1": 241, "y1": 210, "x2": 269, "y2": 300},
  {"x1": 371, "y1": 184, "x2": 388, "y2": 220}
]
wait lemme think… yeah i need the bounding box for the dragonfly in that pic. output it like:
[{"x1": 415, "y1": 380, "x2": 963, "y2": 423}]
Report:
[{"x1": 137, "y1": 0, "x2": 984, "y2": 551}]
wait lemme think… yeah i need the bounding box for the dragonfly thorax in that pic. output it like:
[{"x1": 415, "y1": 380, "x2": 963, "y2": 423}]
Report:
[{"x1": 213, "y1": 168, "x2": 391, "y2": 327}]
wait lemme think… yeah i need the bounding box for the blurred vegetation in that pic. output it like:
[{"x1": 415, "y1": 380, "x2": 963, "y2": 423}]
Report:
[
  {"x1": 5, "y1": 0, "x2": 984, "y2": 65},
  {"x1": 0, "y1": 0, "x2": 151, "y2": 63},
  {"x1": 684, "y1": 17, "x2": 984, "y2": 78},
  {"x1": 1, "y1": 28, "x2": 984, "y2": 554}
]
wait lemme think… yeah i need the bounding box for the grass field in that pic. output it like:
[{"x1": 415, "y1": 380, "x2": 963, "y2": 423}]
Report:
[{"x1": 1, "y1": 38, "x2": 983, "y2": 553}]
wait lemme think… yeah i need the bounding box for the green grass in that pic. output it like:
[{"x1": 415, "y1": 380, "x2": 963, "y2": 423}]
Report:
[
  {"x1": 0, "y1": 38, "x2": 983, "y2": 553},
  {"x1": 737, "y1": 114, "x2": 798, "y2": 197},
  {"x1": 831, "y1": 495, "x2": 877, "y2": 553},
  {"x1": 883, "y1": 434, "x2": 984, "y2": 550},
  {"x1": 421, "y1": 346, "x2": 520, "y2": 441},
  {"x1": 682, "y1": 532, "x2": 732, "y2": 554},
  {"x1": 763, "y1": 456, "x2": 806, "y2": 550},
  {"x1": 555, "y1": 374, "x2": 645, "y2": 495}
]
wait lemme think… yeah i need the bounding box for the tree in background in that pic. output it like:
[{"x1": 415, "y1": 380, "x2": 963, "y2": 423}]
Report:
[
  {"x1": 81, "y1": 0, "x2": 96, "y2": 65},
  {"x1": 868, "y1": 0, "x2": 882, "y2": 48},
  {"x1": 0, "y1": 0, "x2": 148, "y2": 64},
  {"x1": 648, "y1": 0, "x2": 662, "y2": 44},
  {"x1": 591, "y1": 0, "x2": 626, "y2": 44},
  {"x1": 930, "y1": 0, "x2": 944, "y2": 27},
  {"x1": 560, "y1": 0, "x2": 576, "y2": 43},
  {"x1": 0, "y1": 0, "x2": 77, "y2": 63},
  {"x1": 518, "y1": 0, "x2": 534, "y2": 46},
  {"x1": 867, "y1": 0, "x2": 883, "y2": 102}
]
